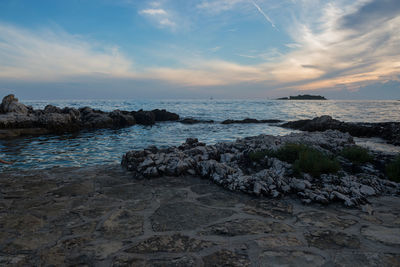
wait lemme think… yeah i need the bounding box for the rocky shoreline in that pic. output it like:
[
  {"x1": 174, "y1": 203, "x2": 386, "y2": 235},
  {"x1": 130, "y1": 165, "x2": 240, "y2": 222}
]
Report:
[
  {"x1": 282, "y1": 115, "x2": 400, "y2": 146},
  {"x1": 1, "y1": 95, "x2": 400, "y2": 146},
  {"x1": 0, "y1": 94, "x2": 180, "y2": 138},
  {"x1": 122, "y1": 130, "x2": 399, "y2": 207}
]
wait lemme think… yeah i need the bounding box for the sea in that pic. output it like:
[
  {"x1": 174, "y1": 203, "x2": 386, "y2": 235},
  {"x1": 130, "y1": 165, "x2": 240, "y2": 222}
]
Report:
[{"x1": 1, "y1": 99, "x2": 400, "y2": 170}]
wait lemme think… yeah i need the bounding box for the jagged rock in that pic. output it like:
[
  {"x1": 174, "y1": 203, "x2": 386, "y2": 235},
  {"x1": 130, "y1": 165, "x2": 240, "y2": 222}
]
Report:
[
  {"x1": 133, "y1": 110, "x2": 155, "y2": 125},
  {"x1": 282, "y1": 115, "x2": 400, "y2": 146},
  {"x1": 0, "y1": 94, "x2": 28, "y2": 114},
  {"x1": 122, "y1": 130, "x2": 400, "y2": 207},
  {"x1": 0, "y1": 95, "x2": 178, "y2": 138},
  {"x1": 152, "y1": 109, "x2": 179, "y2": 121},
  {"x1": 44, "y1": 105, "x2": 62, "y2": 114}
]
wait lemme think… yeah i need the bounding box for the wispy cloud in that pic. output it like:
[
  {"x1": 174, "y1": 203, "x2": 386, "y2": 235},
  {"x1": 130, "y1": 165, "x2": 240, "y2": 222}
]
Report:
[
  {"x1": 0, "y1": 23, "x2": 135, "y2": 81},
  {"x1": 1, "y1": 0, "x2": 399, "y2": 97},
  {"x1": 139, "y1": 2, "x2": 177, "y2": 30},
  {"x1": 139, "y1": 8, "x2": 167, "y2": 16},
  {"x1": 196, "y1": 0, "x2": 246, "y2": 13},
  {"x1": 138, "y1": 0, "x2": 400, "y2": 91}
]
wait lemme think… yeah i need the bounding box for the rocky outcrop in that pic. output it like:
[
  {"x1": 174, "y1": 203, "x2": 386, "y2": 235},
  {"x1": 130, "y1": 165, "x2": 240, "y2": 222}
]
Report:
[
  {"x1": 122, "y1": 130, "x2": 399, "y2": 207},
  {"x1": 0, "y1": 94, "x2": 179, "y2": 138},
  {"x1": 222, "y1": 118, "x2": 282, "y2": 124},
  {"x1": 0, "y1": 94, "x2": 29, "y2": 114},
  {"x1": 179, "y1": 118, "x2": 215, "y2": 124},
  {"x1": 281, "y1": 116, "x2": 400, "y2": 146}
]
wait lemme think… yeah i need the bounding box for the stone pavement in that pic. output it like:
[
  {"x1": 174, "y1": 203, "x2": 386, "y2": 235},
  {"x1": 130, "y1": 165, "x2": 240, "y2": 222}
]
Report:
[{"x1": 0, "y1": 165, "x2": 399, "y2": 266}]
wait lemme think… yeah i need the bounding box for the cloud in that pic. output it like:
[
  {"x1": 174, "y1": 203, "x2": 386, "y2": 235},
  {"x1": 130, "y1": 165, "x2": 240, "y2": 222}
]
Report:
[
  {"x1": 196, "y1": 0, "x2": 246, "y2": 13},
  {"x1": 340, "y1": 0, "x2": 400, "y2": 30},
  {"x1": 0, "y1": 23, "x2": 135, "y2": 81},
  {"x1": 139, "y1": 3, "x2": 177, "y2": 30},
  {"x1": 1, "y1": 0, "x2": 399, "y2": 99},
  {"x1": 139, "y1": 8, "x2": 167, "y2": 15},
  {"x1": 136, "y1": 0, "x2": 400, "y2": 92}
]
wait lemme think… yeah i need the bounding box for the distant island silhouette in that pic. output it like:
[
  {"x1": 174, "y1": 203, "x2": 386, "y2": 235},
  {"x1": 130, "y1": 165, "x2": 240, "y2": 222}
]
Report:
[{"x1": 277, "y1": 94, "x2": 327, "y2": 100}]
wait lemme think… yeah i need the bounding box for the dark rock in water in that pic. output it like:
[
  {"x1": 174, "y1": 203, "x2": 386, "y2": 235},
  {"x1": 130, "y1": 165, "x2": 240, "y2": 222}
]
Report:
[
  {"x1": 109, "y1": 110, "x2": 136, "y2": 128},
  {"x1": 222, "y1": 118, "x2": 282, "y2": 124},
  {"x1": 133, "y1": 110, "x2": 155, "y2": 125},
  {"x1": 44, "y1": 105, "x2": 62, "y2": 114},
  {"x1": 277, "y1": 94, "x2": 327, "y2": 100},
  {"x1": 0, "y1": 94, "x2": 179, "y2": 138},
  {"x1": 281, "y1": 115, "x2": 400, "y2": 146},
  {"x1": 152, "y1": 109, "x2": 179, "y2": 121},
  {"x1": 0, "y1": 94, "x2": 29, "y2": 114},
  {"x1": 180, "y1": 118, "x2": 214, "y2": 124}
]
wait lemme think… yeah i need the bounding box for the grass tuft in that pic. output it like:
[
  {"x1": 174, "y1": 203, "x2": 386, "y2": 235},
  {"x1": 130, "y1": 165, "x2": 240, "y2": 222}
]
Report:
[
  {"x1": 386, "y1": 155, "x2": 400, "y2": 183},
  {"x1": 293, "y1": 148, "x2": 340, "y2": 178},
  {"x1": 341, "y1": 145, "x2": 373, "y2": 164},
  {"x1": 249, "y1": 143, "x2": 340, "y2": 178}
]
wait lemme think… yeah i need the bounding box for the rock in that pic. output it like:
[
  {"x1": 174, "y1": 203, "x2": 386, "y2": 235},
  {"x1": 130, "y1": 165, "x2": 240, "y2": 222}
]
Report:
[
  {"x1": 44, "y1": 105, "x2": 62, "y2": 114},
  {"x1": 179, "y1": 118, "x2": 214, "y2": 124},
  {"x1": 360, "y1": 185, "x2": 376, "y2": 196},
  {"x1": 255, "y1": 236, "x2": 304, "y2": 248},
  {"x1": 203, "y1": 249, "x2": 250, "y2": 267},
  {"x1": 100, "y1": 209, "x2": 144, "y2": 240},
  {"x1": 221, "y1": 118, "x2": 282, "y2": 124},
  {"x1": 109, "y1": 110, "x2": 136, "y2": 127},
  {"x1": 133, "y1": 110, "x2": 155, "y2": 125},
  {"x1": 0, "y1": 95, "x2": 178, "y2": 138},
  {"x1": 152, "y1": 109, "x2": 179, "y2": 121},
  {"x1": 0, "y1": 94, "x2": 28, "y2": 114},
  {"x1": 126, "y1": 234, "x2": 216, "y2": 253},
  {"x1": 150, "y1": 202, "x2": 235, "y2": 231},
  {"x1": 305, "y1": 230, "x2": 360, "y2": 249},
  {"x1": 200, "y1": 219, "x2": 273, "y2": 236},
  {"x1": 282, "y1": 115, "x2": 400, "y2": 146},
  {"x1": 122, "y1": 130, "x2": 399, "y2": 207},
  {"x1": 361, "y1": 225, "x2": 400, "y2": 245},
  {"x1": 296, "y1": 211, "x2": 357, "y2": 229},
  {"x1": 259, "y1": 251, "x2": 325, "y2": 267}
]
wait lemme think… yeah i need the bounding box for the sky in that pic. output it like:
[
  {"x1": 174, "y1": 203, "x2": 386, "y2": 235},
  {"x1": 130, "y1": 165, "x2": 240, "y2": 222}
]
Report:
[{"x1": 0, "y1": 0, "x2": 399, "y2": 99}]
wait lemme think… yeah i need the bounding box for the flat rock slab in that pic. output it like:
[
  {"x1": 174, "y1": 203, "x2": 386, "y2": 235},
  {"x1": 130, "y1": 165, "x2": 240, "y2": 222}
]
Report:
[
  {"x1": 361, "y1": 225, "x2": 400, "y2": 246},
  {"x1": 150, "y1": 201, "x2": 236, "y2": 231},
  {"x1": 0, "y1": 165, "x2": 399, "y2": 266}
]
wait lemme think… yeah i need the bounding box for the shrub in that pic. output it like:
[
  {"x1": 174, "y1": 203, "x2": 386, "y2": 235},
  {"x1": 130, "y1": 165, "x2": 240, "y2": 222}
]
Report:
[
  {"x1": 272, "y1": 143, "x2": 308, "y2": 164},
  {"x1": 248, "y1": 150, "x2": 270, "y2": 162},
  {"x1": 386, "y1": 155, "x2": 400, "y2": 183},
  {"x1": 293, "y1": 148, "x2": 340, "y2": 178},
  {"x1": 341, "y1": 145, "x2": 373, "y2": 164},
  {"x1": 269, "y1": 143, "x2": 340, "y2": 177}
]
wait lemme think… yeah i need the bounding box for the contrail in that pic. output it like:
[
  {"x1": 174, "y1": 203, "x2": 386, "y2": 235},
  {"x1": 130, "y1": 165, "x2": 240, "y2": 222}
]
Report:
[{"x1": 250, "y1": 0, "x2": 277, "y2": 29}]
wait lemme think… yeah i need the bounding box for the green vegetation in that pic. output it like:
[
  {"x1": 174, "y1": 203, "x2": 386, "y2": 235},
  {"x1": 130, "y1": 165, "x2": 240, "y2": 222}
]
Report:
[
  {"x1": 271, "y1": 143, "x2": 308, "y2": 163},
  {"x1": 293, "y1": 148, "x2": 340, "y2": 178},
  {"x1": 248, "y1": 150, "x2": 270, "y2": 162},
  {"x1": 340, "y1": 145, "x2": 373, "y2": 164},
  {"x1": 386, "y1": 155, "x2": 400, "y2": 182},
  {"x1": 249, "y1": 143, "x2": 340, "y2": 177}
]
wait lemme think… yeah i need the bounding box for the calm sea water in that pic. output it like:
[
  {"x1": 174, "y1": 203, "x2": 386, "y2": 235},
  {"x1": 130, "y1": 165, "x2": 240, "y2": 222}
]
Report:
[{"x1": 1, "y1": 99, "x2": 399, "y2": 170}]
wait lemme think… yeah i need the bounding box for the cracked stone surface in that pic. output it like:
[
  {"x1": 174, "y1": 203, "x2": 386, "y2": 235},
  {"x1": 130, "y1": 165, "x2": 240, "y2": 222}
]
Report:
[{"x1": 0, "y1": 165, "x2": 399, "y2": 266}]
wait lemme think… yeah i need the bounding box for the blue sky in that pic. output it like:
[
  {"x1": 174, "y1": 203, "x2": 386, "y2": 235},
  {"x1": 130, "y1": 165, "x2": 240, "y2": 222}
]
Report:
[{"x1": 0, "y1": 0, "x2": 399, "y2": 99}]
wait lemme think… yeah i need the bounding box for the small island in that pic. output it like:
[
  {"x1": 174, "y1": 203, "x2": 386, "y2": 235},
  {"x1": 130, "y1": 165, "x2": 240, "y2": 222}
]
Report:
[{"x1": 277, "y1": 94, "x2": 327, "y2": 100}]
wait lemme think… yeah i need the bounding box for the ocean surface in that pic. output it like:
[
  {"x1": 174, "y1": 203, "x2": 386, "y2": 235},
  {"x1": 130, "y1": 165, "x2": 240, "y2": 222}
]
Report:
[{"x1": 1, "y1": 99, "x2": 400, "y2": 170}]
